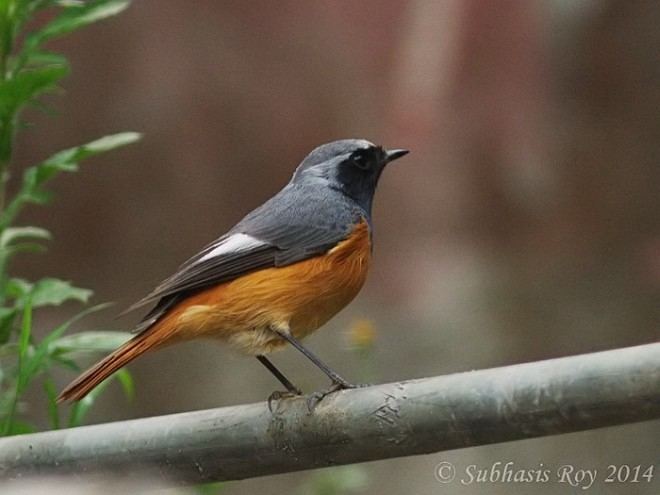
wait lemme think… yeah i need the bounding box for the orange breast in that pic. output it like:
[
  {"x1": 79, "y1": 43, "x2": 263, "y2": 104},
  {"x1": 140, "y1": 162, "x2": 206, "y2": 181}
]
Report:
[{"x1": 157, "y1": 219, "x2": 372, "y2": 355}]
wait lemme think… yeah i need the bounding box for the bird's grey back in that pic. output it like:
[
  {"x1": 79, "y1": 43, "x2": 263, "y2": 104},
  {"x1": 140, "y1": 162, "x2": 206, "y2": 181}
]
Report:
[{"x1": 231, "y1": 182, "x2": 368, "y2": 255}]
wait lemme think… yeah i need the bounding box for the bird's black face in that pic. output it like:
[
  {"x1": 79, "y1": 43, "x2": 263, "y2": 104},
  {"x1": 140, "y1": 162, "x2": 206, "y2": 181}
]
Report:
[{"x1": 292, "y1": 139, "x2": 408, "y2": 215}]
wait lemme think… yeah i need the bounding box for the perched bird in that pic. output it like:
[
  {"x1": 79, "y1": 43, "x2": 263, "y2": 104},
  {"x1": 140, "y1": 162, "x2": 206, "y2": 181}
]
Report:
[{"x1": 57, "y1": 139, "x2": 408, "y2": 405}]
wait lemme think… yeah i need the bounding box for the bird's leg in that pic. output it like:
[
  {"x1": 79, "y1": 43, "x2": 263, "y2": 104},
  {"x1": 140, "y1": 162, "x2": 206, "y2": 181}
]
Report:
[
  {"x1": 272, "y1": 327, "x2": 355, "y2": 387},
  {"x1": 256, "y1": 355, "x2": 303, "y2": 413},
  {"x1": 270, "y1": 326, "x2": 358, "y2": 410},
  {"x1": 257, "y1": 355, "x2": 302, "y2": 394}
]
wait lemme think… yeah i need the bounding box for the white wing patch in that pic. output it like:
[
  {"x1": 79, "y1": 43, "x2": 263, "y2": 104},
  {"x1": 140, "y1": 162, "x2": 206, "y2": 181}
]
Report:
[{"x1": 197, "y1": 233, "x2": 265, "y2": 262}]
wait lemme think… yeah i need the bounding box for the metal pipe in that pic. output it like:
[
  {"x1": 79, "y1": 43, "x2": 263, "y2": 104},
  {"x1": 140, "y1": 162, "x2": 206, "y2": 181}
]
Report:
[{"x1": 0, "y1": 342, "x2": 659, "y2": 483}]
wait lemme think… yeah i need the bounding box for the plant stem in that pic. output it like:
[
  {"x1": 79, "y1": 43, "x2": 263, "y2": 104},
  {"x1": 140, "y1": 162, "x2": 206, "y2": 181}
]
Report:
[
  {"x1": 0, "y1": 167, "x2": 7, "y2": 214},
  {"x1": 1, "y1": 299, "x2": 31, "y2": 435},
  {"x1": 0, "y1": 0, "x2": 15, "y2": 216}
]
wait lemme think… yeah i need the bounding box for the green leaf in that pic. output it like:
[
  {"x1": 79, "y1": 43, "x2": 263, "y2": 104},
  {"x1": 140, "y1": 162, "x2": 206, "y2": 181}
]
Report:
[
  {"x1": 5, "y1": 278, "x2": 33, "y2": 300},
  {"x1": 0, "y1": 132, "x2": 141, "y2": 229},
  {"x1": 23, "y1": 50, "x2": 67, "y2": 68},
  {"x1": 0, "y1": 64, "x2": 68, "y2": 162},
  {"x1": 30, "y1": 278, "x2": 92, "y2": 307},
  {"x1": 0, "y1": 1, "x2": 53, "y2": 80},
  {"x1": 23, "y1": 154, "x2": 78, "y2": 190},
  {"x1": 1, "y1": 241, "x2": 48, "y2": 257},
  {"x1": 0, "y1": 65, "x2": 68, "y2": 118},
  {"x1": 5, "y1": 277, "x2": 91, "y2": 307},
  {"x1": 25, "y1": 0, "x2": 131, "y2": 51},
  {"x1": 0, "y1": 227, "x2": 51, "y2": 265},
  {"x1": 81, "y1": 131, "x2": 143, "y2": 153},
  {"x1": 21, "y1": 189, "x2": 53, "y2": 207},
  {"x1": 17, "y1": 303, "x2": 112, "y2": 395},
  {"x1": 50, "y1": 330, "x2": 130, "y2": 355},
  {"x1": 3, "y1": 1, "x2": 52, "y2": 42},
  {"x1": 45, "y1": 132, "x2": 142, "y2": 165},
  {"x1": 0, "y1": 226, "x2": 51, "y2": 249},
  {"x1": 0, "y1": 302, "x2": 112, "y2": 435}
]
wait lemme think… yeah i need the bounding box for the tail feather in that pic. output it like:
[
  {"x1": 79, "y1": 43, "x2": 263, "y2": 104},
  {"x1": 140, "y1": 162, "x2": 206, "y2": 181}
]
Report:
[{"x1": 57, "y1": 331, "x2": 161, "y2": 403}]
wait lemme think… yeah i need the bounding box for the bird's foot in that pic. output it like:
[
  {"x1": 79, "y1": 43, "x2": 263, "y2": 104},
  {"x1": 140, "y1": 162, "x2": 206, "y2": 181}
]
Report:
[
  {"x1": 306, "y1": 380, "x2": 365, "y2": 412},
  {"x1": 267, "y1": 389, "x2": 303, "y2": 413}
]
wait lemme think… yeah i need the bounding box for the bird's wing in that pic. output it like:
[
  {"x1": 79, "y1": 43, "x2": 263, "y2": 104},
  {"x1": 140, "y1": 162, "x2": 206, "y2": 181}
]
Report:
[
  {"x1": 124, "y1": 184, "x2": 366, "y2": 331},
  {"x1": 135, "y1": 233, "x2": 276, "y2": 304},
  {"x1": 129, "y1": 224, "x2": 344, "y2": 310}
]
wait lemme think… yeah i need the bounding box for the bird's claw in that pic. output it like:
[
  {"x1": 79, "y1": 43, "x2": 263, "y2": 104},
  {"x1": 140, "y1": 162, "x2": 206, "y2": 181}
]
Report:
[
  {"x1": 306, "y1": 381, "x2": 363, "y2": 412},
  {"x1": 268, "y1": 389, "x2": 302, "y2": 413}
]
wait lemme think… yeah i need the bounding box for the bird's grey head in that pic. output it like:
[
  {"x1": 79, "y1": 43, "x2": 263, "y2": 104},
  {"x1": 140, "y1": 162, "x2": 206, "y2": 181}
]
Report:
[{"x1": 291, "y1": 139, "x2": 408, "y2": 214}]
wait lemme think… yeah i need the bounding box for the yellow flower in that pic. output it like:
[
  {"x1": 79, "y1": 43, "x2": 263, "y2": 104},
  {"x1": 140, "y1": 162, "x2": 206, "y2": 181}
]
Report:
[{"x1": 346, "y1": 318, "x2": 377, "y2": 350}]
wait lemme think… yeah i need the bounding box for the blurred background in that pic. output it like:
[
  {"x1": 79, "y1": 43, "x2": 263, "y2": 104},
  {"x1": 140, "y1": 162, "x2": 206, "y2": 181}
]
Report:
[{"x1": 9, "y1": 0, "x2": 659, "y2": 493}]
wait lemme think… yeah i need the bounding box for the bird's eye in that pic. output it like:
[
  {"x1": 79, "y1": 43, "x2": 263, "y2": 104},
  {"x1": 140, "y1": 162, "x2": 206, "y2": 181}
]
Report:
[{"x1": 352, "y1": 154, "x2": 370, "y2": 170}]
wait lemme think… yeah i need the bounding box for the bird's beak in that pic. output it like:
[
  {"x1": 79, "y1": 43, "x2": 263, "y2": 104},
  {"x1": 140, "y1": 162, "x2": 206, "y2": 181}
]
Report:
[{"x1": 385, "y1": 148, "x2": 409, "y2": 163}]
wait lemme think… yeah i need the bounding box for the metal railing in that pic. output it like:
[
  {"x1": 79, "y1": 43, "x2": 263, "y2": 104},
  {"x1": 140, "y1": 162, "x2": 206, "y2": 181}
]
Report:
[{"x1": 0, "y1": 342, "x2": 659, "y2": 483}]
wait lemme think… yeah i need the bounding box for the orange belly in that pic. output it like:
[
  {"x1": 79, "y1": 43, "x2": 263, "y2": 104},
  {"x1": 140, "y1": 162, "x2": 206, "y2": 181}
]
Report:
[{"x1": 154, "y1": 219, "x2": 371, "y2": 355}]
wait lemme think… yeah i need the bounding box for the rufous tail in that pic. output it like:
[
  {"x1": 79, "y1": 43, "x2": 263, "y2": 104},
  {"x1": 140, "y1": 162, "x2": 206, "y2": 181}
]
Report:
[{"x1": 57, "y1": 330, "x2": 162, "y2": 403}]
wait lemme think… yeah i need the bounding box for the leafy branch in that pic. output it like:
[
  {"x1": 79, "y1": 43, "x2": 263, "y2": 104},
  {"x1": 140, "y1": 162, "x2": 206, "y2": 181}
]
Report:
[{"x1": 0, "y1": 0, "x2": 137, "y2": 436}]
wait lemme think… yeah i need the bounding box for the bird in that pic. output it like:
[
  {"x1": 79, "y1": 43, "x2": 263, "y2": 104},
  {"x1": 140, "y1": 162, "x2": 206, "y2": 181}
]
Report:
[{"x1": 57, "y1": 139, "x2": 409, "y2": 406}]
